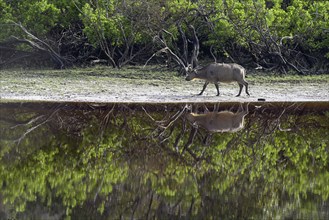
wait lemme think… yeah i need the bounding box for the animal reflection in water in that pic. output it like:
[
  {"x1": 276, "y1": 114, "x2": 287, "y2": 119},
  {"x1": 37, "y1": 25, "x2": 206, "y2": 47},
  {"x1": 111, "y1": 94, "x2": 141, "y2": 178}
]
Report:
[{"x1": 186, "y1": 103, "x2": 248, "y2": 133}]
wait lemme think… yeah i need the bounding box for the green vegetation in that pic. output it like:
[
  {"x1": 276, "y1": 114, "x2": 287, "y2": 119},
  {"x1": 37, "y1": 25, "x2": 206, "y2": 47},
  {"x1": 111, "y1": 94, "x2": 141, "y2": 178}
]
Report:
[{"x1": 0, "y1": 0, "x2": 328, "y2": 73}]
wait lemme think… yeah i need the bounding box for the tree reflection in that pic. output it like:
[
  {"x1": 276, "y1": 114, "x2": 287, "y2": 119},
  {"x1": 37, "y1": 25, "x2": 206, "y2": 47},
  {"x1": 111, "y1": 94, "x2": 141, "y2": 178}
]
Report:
[{"x1": 0, "y1": 102, "x2": 328, "y2": 219}]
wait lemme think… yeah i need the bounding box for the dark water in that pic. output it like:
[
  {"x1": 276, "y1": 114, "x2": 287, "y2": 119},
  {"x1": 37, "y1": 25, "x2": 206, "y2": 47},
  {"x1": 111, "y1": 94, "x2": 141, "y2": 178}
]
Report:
[{"x1": 0, "y1": 102, "x2": 328, "y2": 220}]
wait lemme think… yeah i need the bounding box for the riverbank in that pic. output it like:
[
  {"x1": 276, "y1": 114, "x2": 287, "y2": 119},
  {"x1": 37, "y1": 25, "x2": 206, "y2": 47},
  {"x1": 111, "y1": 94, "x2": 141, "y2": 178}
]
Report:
[{"x1": 1, "y1": 66, "x2": 328, "y2": 103}]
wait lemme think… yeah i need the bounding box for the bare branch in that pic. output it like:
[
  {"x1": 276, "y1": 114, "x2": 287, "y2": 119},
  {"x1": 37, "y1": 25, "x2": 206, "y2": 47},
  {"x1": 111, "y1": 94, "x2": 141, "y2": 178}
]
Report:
[
  {"x1": 10, "y1": 22, "x2": 67, "y2": 68},
  {"x1": 177, "y1": 22, "x2": 189, "y2": 66},
  {"x1": 189, "y1": 25, "x2": 199, "y2": 68}
]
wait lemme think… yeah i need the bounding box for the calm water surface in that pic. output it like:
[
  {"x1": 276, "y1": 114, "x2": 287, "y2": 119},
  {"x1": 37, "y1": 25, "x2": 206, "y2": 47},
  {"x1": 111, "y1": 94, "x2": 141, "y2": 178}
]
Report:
[{"x1": 0, "y1": 102, "x2": 328, "y2": 219}]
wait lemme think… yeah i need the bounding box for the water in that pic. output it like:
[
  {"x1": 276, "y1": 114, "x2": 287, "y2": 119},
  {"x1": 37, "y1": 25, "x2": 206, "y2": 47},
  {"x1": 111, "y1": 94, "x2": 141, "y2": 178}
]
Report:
[{"x1": 0, "y1": 102, "x2": 328, "y2": 219}]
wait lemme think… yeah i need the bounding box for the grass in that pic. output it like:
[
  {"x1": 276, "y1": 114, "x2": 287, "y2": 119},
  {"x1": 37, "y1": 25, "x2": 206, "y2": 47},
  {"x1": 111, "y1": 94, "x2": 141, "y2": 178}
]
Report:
[
  {"x1": 247, "y1": 71, "x2": 329, "y2": 84},
  {"x1": 2, "y1": 65, "x2": 328, "y2": 81},
  {"x1": 0, "y1": 65, "x2": 181, "y2": 81}
]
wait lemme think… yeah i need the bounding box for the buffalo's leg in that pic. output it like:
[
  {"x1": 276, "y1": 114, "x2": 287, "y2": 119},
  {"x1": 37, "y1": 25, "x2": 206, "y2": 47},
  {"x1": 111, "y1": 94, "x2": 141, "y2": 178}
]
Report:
[
  {"x1": 199, "y1": 81, "x2": 209, "y2": 95},
  {"x1": 214, "y1": 83, "x2": 220, "y2": 96},
  {"x1": 244, "y1": 81, "x2": 250, "y2": 96},
  {"x1": 236, "y1": 83, "x2": 243, "y2": 97}
]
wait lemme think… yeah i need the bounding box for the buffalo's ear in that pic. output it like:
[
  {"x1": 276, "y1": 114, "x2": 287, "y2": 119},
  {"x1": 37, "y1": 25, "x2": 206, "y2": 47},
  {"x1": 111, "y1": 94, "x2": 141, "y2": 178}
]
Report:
[
  {"x1": 184, "y1": 66, "x2": 189, "y2": 73},
  {"x1": 187, "y1": 64, "x2": 193, "y2": 72}
]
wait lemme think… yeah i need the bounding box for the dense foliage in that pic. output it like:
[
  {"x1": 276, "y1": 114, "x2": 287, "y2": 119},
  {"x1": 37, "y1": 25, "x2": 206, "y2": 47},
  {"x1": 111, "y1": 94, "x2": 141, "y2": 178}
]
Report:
[{"x1": 0, "y1": 0, "x2": 328, "y2": 73}]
